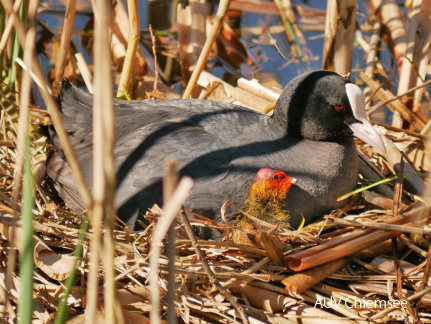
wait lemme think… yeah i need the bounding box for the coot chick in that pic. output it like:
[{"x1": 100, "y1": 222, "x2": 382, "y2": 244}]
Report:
[
  {"x1": 47, "y1": 70, "x2": 385, "y2": 238},
  {"x1": 237, "y1": 168, "x2": 297, "y2": 230}
]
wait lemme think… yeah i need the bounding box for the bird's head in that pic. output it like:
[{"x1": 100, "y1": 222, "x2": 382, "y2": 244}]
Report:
[{"x1": 253, "y1": 168, "x2": 297, "y2": 201}]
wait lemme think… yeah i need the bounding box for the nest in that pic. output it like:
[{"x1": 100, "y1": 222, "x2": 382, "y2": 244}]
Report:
[{"x1": 1, "y1": 82, "x2": 430, "y2": 323}]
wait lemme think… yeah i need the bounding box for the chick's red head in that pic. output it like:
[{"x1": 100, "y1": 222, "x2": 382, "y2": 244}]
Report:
[{"x1": 255, "y1": 168, "x2": 297, "y2": 199}]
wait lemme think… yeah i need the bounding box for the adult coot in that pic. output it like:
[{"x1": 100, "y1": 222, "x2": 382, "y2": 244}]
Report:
[{"x1": 47, "y1": 70, "x2": 385, "y2": 238}]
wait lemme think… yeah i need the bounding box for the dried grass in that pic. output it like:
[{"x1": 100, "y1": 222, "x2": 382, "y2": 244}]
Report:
[
  {"x1": 1, "y1": 88, "x2": 430, "y2": 322},
  {"x1": 1, "y1": 1, "x2": 431, "y2": 323}
]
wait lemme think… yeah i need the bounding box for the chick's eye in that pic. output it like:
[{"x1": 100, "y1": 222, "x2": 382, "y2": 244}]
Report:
[
  {"x1": 272, "y1": 174, "x2": 279, "y2": 180},
  {"x1": 336, "y1": 104, "x2": 344, "y2": 111}
]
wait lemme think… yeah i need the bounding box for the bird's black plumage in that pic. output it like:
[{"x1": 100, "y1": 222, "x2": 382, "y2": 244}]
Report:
[{"x1": 47, "y1": 70, "x2": 384, "y2": 238}]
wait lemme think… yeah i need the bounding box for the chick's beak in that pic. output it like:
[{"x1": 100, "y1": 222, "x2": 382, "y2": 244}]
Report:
[{"x1": 345, "y1": 83, "x2": 386, "y2": 153}]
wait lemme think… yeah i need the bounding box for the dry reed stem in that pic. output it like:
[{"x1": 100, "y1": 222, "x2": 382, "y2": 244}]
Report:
[
  {"x1": 371, "y1": 121, "x2": 429, "y2": 140},
  {"x1": 322, "y1": 0, "x2": 356, "y2": 76},
  {"x1": 411, "y1": 1, "x2": 431, "y2": 114},
  {"x1": 392, "y1": 157, "x2": 404, "y2": 218},
  {"x1": 116, "y1": 0, "x2": 139, "y2": 98},
  {"x1": 370, "y1": 0, "x2": 406, "y2": 62},
  {"x1": 0, "y1": 0, "x2": 23, "y2": 56},
  {"x1": 382, "y1": 136, "x2": 426, "y2": 195},
  {"x1": 236, "y1": 78, "x2": 279, "y2": 102},
  {"x1": 364, "y1": 19, "x2": 381, "y2": 109},
  {"x1": 392, "y1": 158, "x2": 407, "y2": 311},
  {"x1": 162, "y1": 157, "x2": 179, "y2": 324},
  {"x1": 176, "y1": 0, "x2": 207, "y2": 84},
  {"x1": 393, "y1": 0, "x2": 422, "y2": 128},
  {"x1": 368, "y1": 78, "x2": 431, "y2": 116},
  {"x1": 11, "y1": 41, "x2": 33, "y2": 213},
  {"x1": 75, "y1": 52, "x2": 93, "y2": 93},
  {"x1": 418, "y1": 244, "x2": 431, "y2": 290},
  {"x1": 309, "y1": 286, "x2": 364, "y2": 319},
  {"x1": 286, "y1": 227, "x2": 374, "y2": 261},
  {"x1": 1, "y1": 2, "x2": 430, "y2": 322},
  {"x1": 111, "y1": 0, "x2": 148, "y2": 77},
  {"x1": 241, "y1": 284, "x2": 348, "y2": 321},
  {"x1": 221, "y1": 257, "x2": 271, "y2": 289},
  {"x1": 149, "y1": 24, "x2": 159, "y2": 93},
  {"x1": 364, "y1": 19, "x2": 381, "y2": 78},
  {"x1": 287, "y1": 206, "x2": 430, "y2": 272},
  {"x1": 182, "y1": 0, "x2": 231, "y2": 99},
  {"x1": 282, "y1": 258, "x2": 350, "y2": 293},
  {"x1": 370, "y1": 286, "x2": 431, "y2": 320},
  {"x1": 360, "y1": 72, "x2": 426, "y2": 131},
  {"x1": 286, "y1": 229, "x2": 399, "y2": 271},
  {"x1": 149, "y1": 177, "x2": 193, "y2": 324},
  {"x1": 53, "y1": 0, "x2": 76, "y2": 89},
  {"x1": 332, "y1": 218, "x2": 431, "y2": 236},
  {"x1": 86, "y1": 0, "x2": 117, "y2": 322}
]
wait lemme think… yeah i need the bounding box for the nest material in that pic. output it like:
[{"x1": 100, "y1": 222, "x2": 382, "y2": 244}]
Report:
[{"x1": 1, "y1": 82, "x2": 431, "y2": 323}]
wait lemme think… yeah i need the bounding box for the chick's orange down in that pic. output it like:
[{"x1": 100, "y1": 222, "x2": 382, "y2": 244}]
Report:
[{"x1": 240, "y1": 168, "x2": 297, "y2": 229}]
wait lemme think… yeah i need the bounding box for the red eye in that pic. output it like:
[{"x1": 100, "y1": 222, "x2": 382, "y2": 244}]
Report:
[{"x1": 336, "y1": 104, "x2": 344, "y2": 110}]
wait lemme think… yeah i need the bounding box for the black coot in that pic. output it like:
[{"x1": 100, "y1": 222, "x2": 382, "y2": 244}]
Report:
[{"x1": 47, "y1": 70, "x2": 385, "y2": 238}]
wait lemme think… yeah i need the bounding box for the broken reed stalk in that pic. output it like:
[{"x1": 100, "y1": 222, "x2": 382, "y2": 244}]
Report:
[
  {"x1": 285, "y1": 206, "x2": 430, "y2": 271},
  {"x1": 149, "y1": 177, "x2": 193, "y2": 324},
  {"x1": 86, "y1": 0, "x2": 117, "y2": 322},
  {"x1": 182, "y1": 0, "x2": 231, "y2": 99},
  {"x1": 149, "y1": 24, "x2": 159, "y2": 93},
  {"x1": 116, "y1": 0, "x2": 139, "y2": 98},
  {"x1": 179, "y1": 209, "x2": 250, "y2": 324},
  {"x1": 322, "y1": 0, "x2": 356, "y2": 76},
  {"x1": 282, "y1": 258, "x2": 350, "y2": 294},
  {"x1": 53, "y1": 0, "x2": 76, "y2": 89}
]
